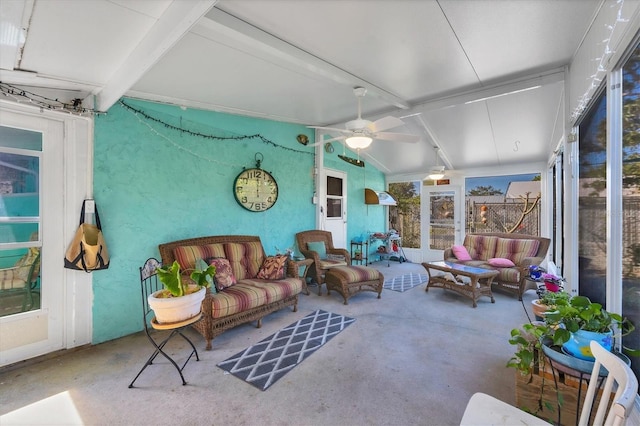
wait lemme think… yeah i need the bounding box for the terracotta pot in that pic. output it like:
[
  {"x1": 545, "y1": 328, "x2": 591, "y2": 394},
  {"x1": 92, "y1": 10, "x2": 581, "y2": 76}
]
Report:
[
  {"x1": 148, "y1": 285, "x2": 205, "y2": 324},
  {"x1": 531, "y1": 299, "x2": 549, "y2": 318}
]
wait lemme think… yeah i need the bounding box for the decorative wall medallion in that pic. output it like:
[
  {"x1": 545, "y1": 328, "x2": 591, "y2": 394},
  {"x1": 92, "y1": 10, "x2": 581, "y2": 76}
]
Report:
[{"x1": 324, "y1": 142, "x2": 334, "y2": 153}]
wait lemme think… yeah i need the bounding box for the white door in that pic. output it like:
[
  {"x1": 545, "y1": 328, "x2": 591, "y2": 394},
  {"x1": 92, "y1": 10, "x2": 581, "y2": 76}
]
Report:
[
  {"x1": 322, "y1": 169, "x2": 347, "y2": 249},
  {"x1": 421, "y1": 185, "x2": 462, "y2": 261},
  {"x1": 0, "y1": 111, "x2": 66, "y2": 366}
]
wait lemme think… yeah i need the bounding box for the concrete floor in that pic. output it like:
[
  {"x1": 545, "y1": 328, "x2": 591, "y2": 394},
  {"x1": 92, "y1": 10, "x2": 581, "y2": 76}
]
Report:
[{"x1": 0, "y1": 260, "x2": 538, "y2": 426}]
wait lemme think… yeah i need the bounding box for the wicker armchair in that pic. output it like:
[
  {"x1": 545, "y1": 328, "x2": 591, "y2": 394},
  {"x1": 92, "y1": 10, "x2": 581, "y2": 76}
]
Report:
[
  {"x1": 0, "y1": 247, "x2": 41, "y2": 312},
  {"x1": 295, "y1": 230, "x2": 350, "y2": 294}
]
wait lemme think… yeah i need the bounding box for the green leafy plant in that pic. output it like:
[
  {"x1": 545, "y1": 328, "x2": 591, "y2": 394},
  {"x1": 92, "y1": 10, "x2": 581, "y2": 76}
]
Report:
[
  {"x1": 155, "y1": 259, "x2": 215, "y2": 298},
  {"x1": 544, "y1": 296, "x2": 637, "y2": 351},
  {"x1": 538, "y1": 290, "x2": 570, "y2": 310},
  {"x1": 507, "y1": 322, "x2": 552, "y2": 376},
  {"x1": 509, "y1": 295, "x2": 639, "y2": 378}
]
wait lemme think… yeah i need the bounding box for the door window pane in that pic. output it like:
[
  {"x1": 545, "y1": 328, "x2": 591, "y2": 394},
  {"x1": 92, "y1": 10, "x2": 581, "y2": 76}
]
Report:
[
  {"x1": 429, "y1": 191, "x2": 455, "y2": 250},
  {"x1": 327, "y1": 176, "x2": 342, "y2": 196},
  {"x1": 0, "y1": 127, "x2": 42, "y2": 317},
  {"x1": 578, "y1": 91, "x2": 607, "y2": 306},
  {"x1": 327, "y1": 198, "x2": 342, "y2": 218}
]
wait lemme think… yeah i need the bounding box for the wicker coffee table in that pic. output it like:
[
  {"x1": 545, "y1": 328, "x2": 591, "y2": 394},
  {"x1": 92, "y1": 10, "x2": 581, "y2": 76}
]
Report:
[{"x1": 422, "y1": 261, "x2": 498, "y2": 307}]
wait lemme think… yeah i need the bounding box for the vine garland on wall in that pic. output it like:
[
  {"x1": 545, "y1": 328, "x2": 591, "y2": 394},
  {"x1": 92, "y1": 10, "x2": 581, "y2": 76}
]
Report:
[{"x1": 119, "y1": 100, "x2": 314, "y2": 157}]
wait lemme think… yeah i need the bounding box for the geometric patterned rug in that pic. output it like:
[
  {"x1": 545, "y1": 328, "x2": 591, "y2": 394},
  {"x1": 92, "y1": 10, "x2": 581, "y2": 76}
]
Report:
[
  {"x1": 383, "y1": 273, "x2": 429, "y2": 292},
  {"x1": 217, "y1": 310, "x2": 355, "y2": 391}
]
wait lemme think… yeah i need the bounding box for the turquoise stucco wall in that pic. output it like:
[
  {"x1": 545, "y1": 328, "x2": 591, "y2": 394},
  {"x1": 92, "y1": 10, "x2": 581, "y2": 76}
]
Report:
[{"x1": 92, "y1": 98, "x2": 386, "y2": 344}]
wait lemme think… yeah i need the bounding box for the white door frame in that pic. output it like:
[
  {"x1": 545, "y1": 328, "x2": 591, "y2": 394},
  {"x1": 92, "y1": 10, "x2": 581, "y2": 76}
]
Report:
[
  {"x1": 319, "y1": 168, "x2": 347, "y2": 249},
  {"x1": 0, "y1": 101, "x2": 92, "y2": 366},
  {"x1": 421, "y1": 185, "x2": 462, "y2": 261}
]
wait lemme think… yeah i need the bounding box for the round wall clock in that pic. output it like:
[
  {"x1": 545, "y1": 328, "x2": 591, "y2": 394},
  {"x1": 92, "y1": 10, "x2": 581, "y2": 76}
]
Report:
[{"x1": 233, "y1": 168, "x2": 279, "y2": 212}]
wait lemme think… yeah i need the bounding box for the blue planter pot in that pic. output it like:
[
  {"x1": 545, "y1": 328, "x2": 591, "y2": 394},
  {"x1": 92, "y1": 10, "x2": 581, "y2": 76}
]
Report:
[{"x1": 562, "y1": 329, "x2": 613, "y2": 361}]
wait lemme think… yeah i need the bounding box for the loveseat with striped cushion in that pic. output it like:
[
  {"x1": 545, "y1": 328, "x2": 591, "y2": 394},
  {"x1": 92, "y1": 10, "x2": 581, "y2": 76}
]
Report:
[
  {"x1": 159, "y1": 235, "x2": 303, "y2": 350},
  {"x1": 443, "y1": 233, "x2": 550, "y2": 300}
]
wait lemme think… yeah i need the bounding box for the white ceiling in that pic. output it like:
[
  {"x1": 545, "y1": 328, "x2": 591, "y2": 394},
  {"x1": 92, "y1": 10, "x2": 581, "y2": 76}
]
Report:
[{"x1": 0, "y1": 0, "x2": 603, "y2": 177}]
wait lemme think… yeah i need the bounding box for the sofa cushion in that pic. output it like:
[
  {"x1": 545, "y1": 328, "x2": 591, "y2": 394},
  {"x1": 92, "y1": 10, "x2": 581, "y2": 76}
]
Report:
[
  {"x1": 238, "y1": 278, "x2": 302, "y2": 304},
  {"x1": 318, "y1": 258, "x2": 347, "y2": 269},
  {"x1": 256, "y1": 255, "x2": 288, "y2": 280},
  {"x1": 460, "y1": 260, "x2": 489, "y2": 268},
  {"x1": 464, "y1": 235, "x2": 498, "y2": 261},
  {"x1": 488, "y1": 257, "x2": 516, "y2": 267},
  {"x1": 496, "y1": 267, "x2": 521, "y2": 283},
  {"x1": 307, "y1": 241, "x2": 327, "y2": 259},
  {"x1": 326, "y1": 265, "x2": 380, "y2": 283},
  {"x1": 173, "y1": 243, "x2": 225, "y2": 271},
  {"x1": 207, "y1": 257, "x2": 237, "y2": 290},
  {"x1": 452, "y1": 245, "x2": 472, "y2": 261},
  {"x1": 209, "y1": 283, "x2": 268, "y2": 318},
  {"x1": 494, "y1": 238, "x2": 540, "y2": 264},
  {"x1": 224, "y1": 242, "x2": 265, "y2": 280}
]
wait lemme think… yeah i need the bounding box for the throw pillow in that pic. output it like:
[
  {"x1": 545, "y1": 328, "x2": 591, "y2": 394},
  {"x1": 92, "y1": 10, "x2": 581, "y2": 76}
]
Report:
[
  {"x1": 452, "y1": 245, "x2": 472, "y2": 261},
  {"x1": 307, "y1": 241, "x2": 327, "y2": 259},
  {"x1": 488, "y1": 257, "x2": 516, "y2": 267},
  {"x1": 207, "y1": 258, "x2": 237, "y2": 291},
  {"x1": 256, "y1": 255, "x2": 288, "y2": 280}
]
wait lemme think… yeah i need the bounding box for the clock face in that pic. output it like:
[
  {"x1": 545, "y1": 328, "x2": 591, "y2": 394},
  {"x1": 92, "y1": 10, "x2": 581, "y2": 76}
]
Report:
[{"x1": 233, "y1": 168, "x2": 279, "y2": 212}]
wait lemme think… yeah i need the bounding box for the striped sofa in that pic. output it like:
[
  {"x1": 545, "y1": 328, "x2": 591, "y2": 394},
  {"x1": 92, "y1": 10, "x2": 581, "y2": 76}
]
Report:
[
  {"x1": 443, "y1": 233, "x2": 550, "y2": 300},
  {"x1": 159, "y1": 235, "x2": 303, "y2": 350}
]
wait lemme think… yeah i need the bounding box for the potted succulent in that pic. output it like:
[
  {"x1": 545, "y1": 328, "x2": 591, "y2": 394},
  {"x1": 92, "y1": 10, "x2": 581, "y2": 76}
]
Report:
[{"x1": 149, "y1": 258, "x2": 216, "y2": 324}]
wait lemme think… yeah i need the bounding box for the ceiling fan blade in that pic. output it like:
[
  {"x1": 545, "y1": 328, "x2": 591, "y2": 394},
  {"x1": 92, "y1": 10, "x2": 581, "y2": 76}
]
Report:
[
  {"x1": 323, "y1": 135, "x2": 347, "y2": 143},
  {"x1": 374, "y1": 132, "x2": 420, "y2": 143},
  {"x1": 307, "y1": 135, "x2": 346, "y2": 147},
  {"x1": 367, "y1": 116, "x2": 405, "y2": 133},
  {"x1": 308, "y1": 125, "x2": 351, "y2": 135}
]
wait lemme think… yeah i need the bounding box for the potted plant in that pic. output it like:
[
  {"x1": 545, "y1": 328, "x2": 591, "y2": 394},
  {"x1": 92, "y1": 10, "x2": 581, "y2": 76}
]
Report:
[
  {"x1": 149, "y1": 258, "x2": 216, "y2": 324},
  {"x1": 531, "y1": 288, "x2": 570, "y2": 319},
  {"x1": 508, "y1": 298, "x2": 638, "y2": 418},
  {"x1": 544, "y1": 295, "x2": 638, "y2": 360},
  {"x1": 509, "y1": 295, "x2": 638, "y2": 375},
  {"x1": 540, "y1": 273, "x2": 564, "y2": 293}
]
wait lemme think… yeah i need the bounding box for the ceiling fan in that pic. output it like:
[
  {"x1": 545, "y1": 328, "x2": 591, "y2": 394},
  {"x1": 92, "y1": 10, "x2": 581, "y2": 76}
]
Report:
[{"x1": 308, "y1": 87, "x2": 420, "y2": 149}]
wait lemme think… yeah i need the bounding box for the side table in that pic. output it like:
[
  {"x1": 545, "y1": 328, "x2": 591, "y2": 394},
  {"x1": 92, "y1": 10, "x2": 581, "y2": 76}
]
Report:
[
  {"x1": 350, "y1": 240, "x2": 368, "y2": 265},
  {"x1": 288, "y1": 258, "x2": 314, "y2": 295}
]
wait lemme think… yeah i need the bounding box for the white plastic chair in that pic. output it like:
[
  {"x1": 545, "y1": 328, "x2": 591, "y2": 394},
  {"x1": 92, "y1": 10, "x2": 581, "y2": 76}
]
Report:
[
  {"x1": 579, "y1": 340, "x2": 638, "y2": 426},
  {"x1": 460, "y1": 340, "x2": 638, "y2": 426}
]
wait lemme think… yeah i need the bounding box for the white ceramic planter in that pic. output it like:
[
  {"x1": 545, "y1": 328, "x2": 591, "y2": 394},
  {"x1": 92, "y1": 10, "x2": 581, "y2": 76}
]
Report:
[{"x1": 148, "y1": 286, "x2": 205, "y2": 324}]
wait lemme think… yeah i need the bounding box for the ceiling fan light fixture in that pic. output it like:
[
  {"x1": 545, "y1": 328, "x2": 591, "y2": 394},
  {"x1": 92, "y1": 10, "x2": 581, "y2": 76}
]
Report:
[{"x1": 345, "y1": 135, "x2": 373, "y2": 149}]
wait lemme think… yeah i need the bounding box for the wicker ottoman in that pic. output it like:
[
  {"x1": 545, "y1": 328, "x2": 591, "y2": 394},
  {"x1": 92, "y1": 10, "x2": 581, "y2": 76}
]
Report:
[{"x1": 325, "y1": 265, "x2": 384, "y2": 305}]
